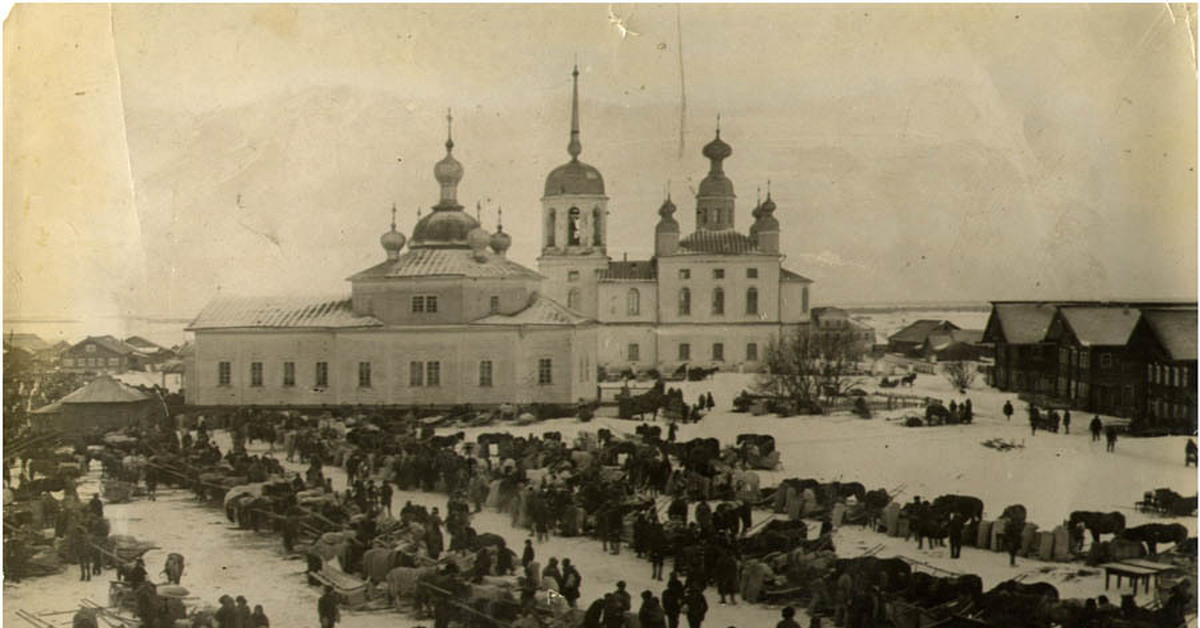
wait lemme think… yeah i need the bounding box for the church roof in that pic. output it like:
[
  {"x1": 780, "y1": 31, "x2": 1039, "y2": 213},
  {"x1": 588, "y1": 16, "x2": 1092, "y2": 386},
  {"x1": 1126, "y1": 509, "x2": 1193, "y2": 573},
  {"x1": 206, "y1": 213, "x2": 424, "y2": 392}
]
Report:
[
  {"x1": 474, "y1": 294, "x2": 592, "y2": 326},
  {"x1": 599, "y1": 260, "x2": 657, "y2": 282},
  {"x1": 544, "y1": 160, "x2": 606, "y2": 197},
  {"x1": 187, "y1": 296, "x2": 383, "y2": 331},
  {"x1": 781, "y1": 268, "x2": 813, "y2": 283},
  {"x1": 350, "y1": 247, "x2": 543, "y2": 281},
  {"x1": 678, "y1": 230, "x2": 764, "y2": 255}
]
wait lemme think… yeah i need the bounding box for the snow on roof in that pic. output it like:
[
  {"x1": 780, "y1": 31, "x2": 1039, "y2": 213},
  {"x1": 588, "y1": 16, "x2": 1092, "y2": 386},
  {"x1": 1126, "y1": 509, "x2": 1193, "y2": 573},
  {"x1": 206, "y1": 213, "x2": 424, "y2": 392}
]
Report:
[
  {"x1": 989, "y1": 303, "x2": 1060, "y2": 344},
  {"x1": 123, "y1": 336, "x2": 162, "y2": 351},
  {"x1": 1059, "y1": 306, "x2": 1141, "y2": 347},
  {"x1": 925, "y1": 329, "x2": 985, "y2": 351},
  {"x1": 349, "y1": 247, "x2": 543, "y2": 281},
  {"x1": 1142, "y1": 308, "x2": 1198, "y2": 361},
  {"x1": 5, "y1": 333, "x2": 48, "y2": 352},
  {"x1": 473, "y1": 294, "x2": 592, "y2": 326},
  {"x1": 889, "y1": 319, "x2": 960, "y2": 343},
  {"x1": 40, "y1": 376, "x2": 153, "y2": 409},
  {"x1": 187, "y1": 296, "x2": 383, "y2": 331},
  {"x1": 781, "y1": 268, "x2": 812, "y2": 283},
  {"x1": 678, "y1": 230, "x2": 763, "y2": 255}
]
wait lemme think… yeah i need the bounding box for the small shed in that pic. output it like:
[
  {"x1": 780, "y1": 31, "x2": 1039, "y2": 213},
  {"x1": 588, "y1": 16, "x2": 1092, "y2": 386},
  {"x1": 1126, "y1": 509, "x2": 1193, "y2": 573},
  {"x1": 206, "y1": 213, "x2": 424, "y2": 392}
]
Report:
[{"x1": 32, "y1": 376, "x2": 163, "y2": 434}]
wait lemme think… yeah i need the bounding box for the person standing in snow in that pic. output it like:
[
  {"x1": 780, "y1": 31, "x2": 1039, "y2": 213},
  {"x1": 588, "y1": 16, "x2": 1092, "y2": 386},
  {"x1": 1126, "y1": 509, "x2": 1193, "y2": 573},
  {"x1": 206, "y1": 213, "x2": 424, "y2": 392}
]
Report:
[
  {"x1": 1062, "y1": 409, "x2": 1071, "y2": 434},
  {"x1": 1090, "y1": 416, "x2": 1103, "y2": 441},
  {"x1": 1003, "y1": 400, "x2": 1013, "y2": 421},
  {"x1": 1105, "y1": 426, "x2": 1118, "y2": 452}
]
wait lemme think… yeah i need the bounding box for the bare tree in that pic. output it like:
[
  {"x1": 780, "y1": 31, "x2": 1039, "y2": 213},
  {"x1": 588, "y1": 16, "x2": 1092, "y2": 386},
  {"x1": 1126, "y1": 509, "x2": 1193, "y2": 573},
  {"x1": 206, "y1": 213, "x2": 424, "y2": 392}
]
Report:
[
  {"x1": 756, "y1": 330, "x2": 867, "y2": 410},
  {"x1": 942, "y1": 361, "x2": 977, "y2": 391}
]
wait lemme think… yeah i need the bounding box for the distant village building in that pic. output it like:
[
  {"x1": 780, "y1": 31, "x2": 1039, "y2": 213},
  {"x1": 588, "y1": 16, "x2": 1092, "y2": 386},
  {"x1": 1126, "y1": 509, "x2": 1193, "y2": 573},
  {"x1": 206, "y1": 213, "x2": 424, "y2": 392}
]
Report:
[
  {"x1": 983, "y1": 300, "x2": 1197, "y2": 429},
  {"x1": 886, "y1": 320, "x2": 961, "y2": 356},
  {"x1": 536, "y1": 68, "x2": 813, "y2": 373},
  {"x1": 920, "y1": 328, "x2": 989, "y2": 363},
  {"x1": 31, "y1": 376, "x2": 164, "y2": 434},
  {"x1": 5, "y1": 332, "x2": 49, "y2": 353},
  {"x1": 809, "y1": 307, "x2": 875, "y2": 355},
  {"x1": 60, "y1": 335, "x2": 142, "y2": 374}
]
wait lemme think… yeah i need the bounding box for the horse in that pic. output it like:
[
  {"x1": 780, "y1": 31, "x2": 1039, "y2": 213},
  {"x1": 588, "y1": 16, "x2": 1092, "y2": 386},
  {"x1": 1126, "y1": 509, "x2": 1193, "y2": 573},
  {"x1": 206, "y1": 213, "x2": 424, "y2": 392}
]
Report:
[
  {"x1": 1121, "y1": 523, "x2": 1189, "y2": 555},
  {"x1": 931, "y1": 494, "x2": 984, "y2": 523},
  {"x1": 1068, "y1": 511, "x2": 1126, "y2": 544},
  {"x1": 900, "y1": 373, "x2": 918, "y2": 387}
]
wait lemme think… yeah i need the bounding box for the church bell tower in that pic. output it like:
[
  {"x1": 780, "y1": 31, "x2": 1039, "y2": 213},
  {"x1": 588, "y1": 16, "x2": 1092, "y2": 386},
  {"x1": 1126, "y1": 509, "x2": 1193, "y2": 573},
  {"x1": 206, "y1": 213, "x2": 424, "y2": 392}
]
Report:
[{"x1": 537, "y1": 66, "x2": 610, "y2": 317}]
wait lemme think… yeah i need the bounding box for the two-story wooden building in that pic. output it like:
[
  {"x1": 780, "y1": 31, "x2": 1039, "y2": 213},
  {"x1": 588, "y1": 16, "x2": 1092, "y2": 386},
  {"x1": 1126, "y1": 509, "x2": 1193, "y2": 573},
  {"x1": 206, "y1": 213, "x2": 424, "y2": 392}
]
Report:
[{"x1": 60, "y1": 335, "x2": 141, "y2": 374}]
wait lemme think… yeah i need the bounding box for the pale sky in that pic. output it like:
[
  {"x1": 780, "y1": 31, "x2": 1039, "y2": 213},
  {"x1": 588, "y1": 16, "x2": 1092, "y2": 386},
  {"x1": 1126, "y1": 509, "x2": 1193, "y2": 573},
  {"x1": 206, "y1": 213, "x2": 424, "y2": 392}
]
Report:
[{"x1": 5, "y1": 4, "x2": 1198, "y2": 321}]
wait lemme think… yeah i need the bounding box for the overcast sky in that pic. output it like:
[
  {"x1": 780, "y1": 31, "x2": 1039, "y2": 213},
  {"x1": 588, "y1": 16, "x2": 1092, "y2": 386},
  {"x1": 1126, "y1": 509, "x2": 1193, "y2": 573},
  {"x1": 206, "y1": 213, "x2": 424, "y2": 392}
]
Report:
[{"x1": 5, "y1": 4, "x2": 1197, "y2": 321}]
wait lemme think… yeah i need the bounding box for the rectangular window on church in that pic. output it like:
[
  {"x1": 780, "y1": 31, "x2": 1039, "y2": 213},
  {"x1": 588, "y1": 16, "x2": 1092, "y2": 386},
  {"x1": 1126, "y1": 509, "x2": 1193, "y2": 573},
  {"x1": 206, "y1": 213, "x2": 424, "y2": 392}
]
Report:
[
  {"x1": 747, "y1": 343, "x2": 758, "y2": 361},
  {"x1": 315, "y1": 361, "x2": 329, "y2": 388},
  {"x1": 490, "y1": 296, "x2": 500, "y2": 314},
  {"x1": 713, "y1": 268, "x2": 725, "y2": 279},
  {"x1": 218, "y1": 361, "x2": 231, "y2": 386},
  {"x1": 426, "y1": 361, "x2": 441, "y2": 386},
  {"x1": 679, "y1": 343, "x2": 691, "y2": 361},
  {"x1": 479, "y1": 360, "x2": 493, "y2": 387},
  {"x1": 283, "y1": 362, "x2": 295, "y2": 387},
  {"x1": 410, "y1": 361, "x2": 424, "y2": 387},
  {"x1": 747, "y1": 268, "x2": 758, "y2": 279},
  {"x1": 568, "y1": 271, "x2": 580, "y2": 282},
  {"x1": 538, "y1": 358, "x2": 553, "y2": 385},
  {"x1": 411, "y1": 296, "x2": 424, "y2": 313},
  {"x1": 628, "y1": 344, "x2": 640, "y2": 362},
  {"x1": 713, "y1": 343, "x2": 725, "y2": 362},
  {"x1": 358, "y1": 362, "x2": 372, "y2": 388},
  {"x1": 250, "y1": 362, "x2": 263, "y2": 387},
  {"x1": 425, "y1": 296, "x2": 438, "y2": 313},
  {"x1": 678, "y1": 269, "x2": 690, "y2": 280}
]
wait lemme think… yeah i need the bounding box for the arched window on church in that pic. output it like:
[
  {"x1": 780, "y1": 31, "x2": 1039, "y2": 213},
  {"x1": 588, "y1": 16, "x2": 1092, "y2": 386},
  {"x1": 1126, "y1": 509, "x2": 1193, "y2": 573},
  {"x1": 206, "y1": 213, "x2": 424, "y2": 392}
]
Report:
[
  {"x1": 568, "y1": 207, "x2": 581, "y2": 246},
  {"x1": 712, "y1": 288, "x2": 725, "y2": 315},
  {"x1": 746, "y1": 287, "x2": 758, "y2": 315},
  {"x1": 678, "y1": 288, "x2": 691, "y2": 316},
  {"x1": 546, "y1": 209, "x2": 556, "y2": 248},
  {"x1": 593, "y1": 207, "x2": 603, "y2": 246},
  {"x1": 568, "y1": 288, "x2": 581, "y2": 311},
  {"x1": 627, "y1": 288, "x2": 640, "y2": 316}
]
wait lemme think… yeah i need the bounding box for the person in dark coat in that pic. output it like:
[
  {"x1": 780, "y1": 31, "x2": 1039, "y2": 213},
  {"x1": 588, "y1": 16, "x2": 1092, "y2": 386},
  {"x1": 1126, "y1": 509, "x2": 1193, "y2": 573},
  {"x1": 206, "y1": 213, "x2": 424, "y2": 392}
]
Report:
[
  {"x1": 604, "y1": 592, "x2": 627, "y2": 628},
  {"x1": 947, "y1": 512, "x2": 964, "y2": 559},
  {"x1": 1003, "y1": 400, "x2": 1013, "y2": 421},
  {"x1": 1090, "y1": 416, "x2": 1103, "y2": 441},
  {"x1": 561, "y1": 558, "x2": 582, "y2": 608},
  {"x1": 583, "y1": 596, "x2": 607, "y2": 628},
  {"x1": 776, "y1": 606, "x2": 801, "y2": 628},
  {"x1": 639, "y1": 590, "x2": 668, "y2": 628},
  {"x1": 1062, "y1": 409, "x2": 1071, "y2": 434},
  {"x1": 705, "y1": 393, "x2": 715, "y2": 411},
  {"x1": 715, "y1": 551, "x2": 738, "y2": 605},
  {"x1": 1186, "y1": 439, "x2": 1197, "y2": 467},
  {"x1": 683, "y1": 586, "x2": 708, "y2": 628},
  {"x1": 250, "y1": 605, "x2": 270, "y2": 627},
  {"x1": 318, "y1": 585, "x2": 340, "y2": 628},
  {"x1": 1106, "y1": 426, "x2": 1118, "y2": 452},
  {"x1": 1029, "y1": 406, "x2": 1039, "y2": 435},
  {"x1": 522, "y1": 539, "x2": 535, "y2": 568},
  {"x1": 127, "y1": 558, "x2": 148, "y2": 586},
  {"x1": 662, "y1": 574, "x2": 684, "y2": 628}
]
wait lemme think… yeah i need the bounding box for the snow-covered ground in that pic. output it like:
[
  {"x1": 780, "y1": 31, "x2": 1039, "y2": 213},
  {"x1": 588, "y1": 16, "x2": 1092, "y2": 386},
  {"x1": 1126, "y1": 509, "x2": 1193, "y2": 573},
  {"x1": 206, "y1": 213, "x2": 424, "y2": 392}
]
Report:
[{"x1": 5, "y1": 372, "x2": 1194, "y2": 627}]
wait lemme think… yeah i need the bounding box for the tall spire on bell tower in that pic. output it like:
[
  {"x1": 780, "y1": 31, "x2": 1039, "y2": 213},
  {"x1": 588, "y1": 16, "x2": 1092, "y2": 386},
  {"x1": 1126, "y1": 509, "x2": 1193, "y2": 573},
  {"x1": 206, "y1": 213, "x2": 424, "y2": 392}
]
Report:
[{"x1": 567, "y1": 64, "x2": 582, "y2": 161}]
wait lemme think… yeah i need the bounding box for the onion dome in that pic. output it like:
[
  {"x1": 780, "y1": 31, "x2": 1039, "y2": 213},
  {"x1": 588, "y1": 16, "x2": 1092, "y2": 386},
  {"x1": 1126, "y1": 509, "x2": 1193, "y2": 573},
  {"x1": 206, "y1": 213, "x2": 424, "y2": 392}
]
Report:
[
  {"x1": 410, "y1": 110, "x2": 484, "y2": 249},
  {"x1": 468, "y1": 225, "x2": 491, "y2": 251},
  {"x1": 489, "y1": 209, "x2": 513, "y2": 255},
  {"x1": 380, "y1": 205, "x2": 407, "y2": 260},
  {"x1": 544, "y1": 66, "x2": 606, "y2": 197},
  {"x1": 655, "y1": 194, "x2": 679, "y2": 233},
  {"x1": 756, "y1": 192, "x2": 780, "y2": 232},
  {"x1": 698, "y1": 118, "x2": 734, "y2": 197},
  {"x1": 433, "y1": 109, "x2": 464, "y2": 208}
]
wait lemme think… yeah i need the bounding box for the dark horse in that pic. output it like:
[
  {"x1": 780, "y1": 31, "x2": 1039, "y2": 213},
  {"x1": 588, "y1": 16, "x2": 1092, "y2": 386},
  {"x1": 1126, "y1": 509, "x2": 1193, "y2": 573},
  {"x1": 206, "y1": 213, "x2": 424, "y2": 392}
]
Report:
[
  {"x1": 1068, "y1": 511, "x2": 1126, "y2": 544},
  {"x1": 1121, "y1": 523, "x2": 1189, "y2": 555}
]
